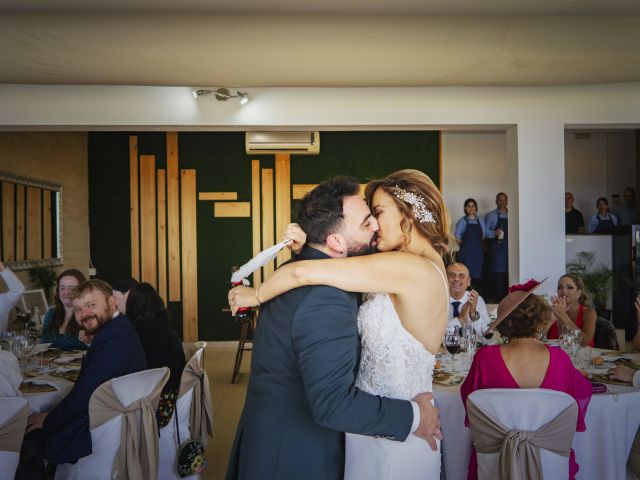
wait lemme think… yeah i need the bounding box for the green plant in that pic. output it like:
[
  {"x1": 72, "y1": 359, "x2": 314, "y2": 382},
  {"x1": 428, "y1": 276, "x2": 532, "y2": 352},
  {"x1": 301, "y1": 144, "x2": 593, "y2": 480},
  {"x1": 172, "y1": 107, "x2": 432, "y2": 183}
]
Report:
[
  {"x1": 565, "y1": 251, "x2": 613, "y2": 312},
  {"x1": 28, "y1": 266, "x2": 57, "y2": 302}
]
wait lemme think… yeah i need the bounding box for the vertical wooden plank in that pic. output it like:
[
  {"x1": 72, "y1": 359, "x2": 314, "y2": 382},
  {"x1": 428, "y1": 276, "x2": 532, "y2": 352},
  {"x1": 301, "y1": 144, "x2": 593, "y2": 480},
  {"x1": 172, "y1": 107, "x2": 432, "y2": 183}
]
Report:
[
  {"x1": 261, "y1": 169, "x2": 275, "y2": 280},
  {"x1": 157, "y1": 169, "x2": 168, "y2": 305},
  {"x1": 43, "y1": 190, "x2": 52, "y2": 259},
  {"x1": 140, "y1": 155, "x2": 157, "y2": 289},
  {"x1": 167, "y1": 131, "x2": 181, "y2": 301},
  {"x1": 181, "y1": 169, "x2": 198, "y2": 341},
  {"x1": 15, "y1": 184, "x2": 25, "y2": 261},
  {"x1": 275, "y1": 153, "x2": 291, "y2": 267},
  {"x1": 2, "y1": 183, "x2": 15, "y2": 262},
  {"x1": 251, "y1": 160, "x2": 262, "y2": 288},
  {"x1": 26, "y1": 187, "x2": 42, "y2": 260},
  {"x1": 130, "y1": 136, "x2": 140, "y2": 280}
]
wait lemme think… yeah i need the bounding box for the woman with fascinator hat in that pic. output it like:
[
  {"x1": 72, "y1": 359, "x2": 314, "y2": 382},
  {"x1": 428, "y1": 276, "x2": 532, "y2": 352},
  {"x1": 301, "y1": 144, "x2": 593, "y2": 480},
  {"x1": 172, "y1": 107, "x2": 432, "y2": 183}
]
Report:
[
  {"x1": 229, "y1": 169, "x2": 451, "y2": 479},
  {"x1": 460, "y1": 280, "x2": 592, "y2": 480}
]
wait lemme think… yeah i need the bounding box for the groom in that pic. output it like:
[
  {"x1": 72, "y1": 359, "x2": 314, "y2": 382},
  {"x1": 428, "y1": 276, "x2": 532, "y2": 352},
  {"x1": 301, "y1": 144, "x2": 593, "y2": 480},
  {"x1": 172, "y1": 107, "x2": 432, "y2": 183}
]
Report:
[{"x1": 226, "y1": 176, "x2": 441, "y2": 480}]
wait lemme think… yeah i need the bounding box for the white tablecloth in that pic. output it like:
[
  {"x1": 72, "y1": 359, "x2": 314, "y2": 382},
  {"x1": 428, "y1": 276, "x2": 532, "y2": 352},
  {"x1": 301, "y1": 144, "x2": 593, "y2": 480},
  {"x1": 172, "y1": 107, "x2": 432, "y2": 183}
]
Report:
[
  {"x1": 22, "y1": 374, "x2": 74, "y2": 413},
  {"x1": 433, "y1": 349, "x2": 640, "y2": 480}
]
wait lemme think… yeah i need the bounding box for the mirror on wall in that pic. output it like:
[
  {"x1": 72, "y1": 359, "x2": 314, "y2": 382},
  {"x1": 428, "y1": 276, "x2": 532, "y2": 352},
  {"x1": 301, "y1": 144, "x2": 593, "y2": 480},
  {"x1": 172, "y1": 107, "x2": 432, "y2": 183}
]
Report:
[{"x1": 0, "y1": 170, "x2": 63, "y2": 270}]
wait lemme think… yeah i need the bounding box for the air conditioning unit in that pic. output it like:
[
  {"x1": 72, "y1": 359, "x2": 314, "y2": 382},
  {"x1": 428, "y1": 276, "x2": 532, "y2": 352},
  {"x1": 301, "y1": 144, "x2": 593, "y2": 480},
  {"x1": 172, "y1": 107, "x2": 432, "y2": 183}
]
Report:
[{"x1": 246, "y1": 131, "x2": 320, "y2": 155}]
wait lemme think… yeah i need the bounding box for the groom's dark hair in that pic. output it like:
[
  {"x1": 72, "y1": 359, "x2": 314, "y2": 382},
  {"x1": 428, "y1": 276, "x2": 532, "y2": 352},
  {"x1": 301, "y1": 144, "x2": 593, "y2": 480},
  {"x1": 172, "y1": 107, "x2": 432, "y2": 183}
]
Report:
[{"x1": 296, "y1": 176, "x2": 361, "y2": 245}]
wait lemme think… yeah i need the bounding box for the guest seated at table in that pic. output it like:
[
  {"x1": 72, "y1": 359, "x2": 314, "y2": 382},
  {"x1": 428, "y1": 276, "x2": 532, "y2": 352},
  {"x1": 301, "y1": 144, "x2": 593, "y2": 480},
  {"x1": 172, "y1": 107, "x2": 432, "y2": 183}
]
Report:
[
  {"x1": 446, "y1": 262, "x2": 490, "y2": 337},
  {"x1": 17, "y1": 279, "x2": 147, "y2": 478},
  {"x1": 460, "y1": 280, "x2": 592, "y2": 480},
  {"x1": 125, "y1": 282, "x2": 185, "y2": 428},
  {"x1": 0, "y1": 259, "x2": 25, "y2": 333},
  {"x1": 0, "y1": 350, "x2": 21, "y2": 397},
  {"x1": 545, "y1": 274, "x2": 596, "y2": 346},
  {"x1": 630, "y1": 294, "x2": 640, "y2": 351},
  {"x1": 111, "y1": 276, "x2": 138, "y2": 314},
  {"x1": 41, "y1": 269, "x2": 89, "y2": 351}
]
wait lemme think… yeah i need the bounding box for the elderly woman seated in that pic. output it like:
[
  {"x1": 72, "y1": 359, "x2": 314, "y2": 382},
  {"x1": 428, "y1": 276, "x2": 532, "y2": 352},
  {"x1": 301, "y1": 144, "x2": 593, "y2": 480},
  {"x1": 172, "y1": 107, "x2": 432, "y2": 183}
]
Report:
[{"x1": 460, "y1": 280, "x2": 592, "y2": 480}]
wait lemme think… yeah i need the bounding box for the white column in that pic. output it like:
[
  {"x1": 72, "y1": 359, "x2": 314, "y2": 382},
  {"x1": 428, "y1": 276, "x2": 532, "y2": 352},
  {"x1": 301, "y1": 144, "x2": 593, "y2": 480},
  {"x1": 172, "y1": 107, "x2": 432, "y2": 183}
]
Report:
[{"x1": 508, "y1": 122, "x2": 566, "y2": 297}]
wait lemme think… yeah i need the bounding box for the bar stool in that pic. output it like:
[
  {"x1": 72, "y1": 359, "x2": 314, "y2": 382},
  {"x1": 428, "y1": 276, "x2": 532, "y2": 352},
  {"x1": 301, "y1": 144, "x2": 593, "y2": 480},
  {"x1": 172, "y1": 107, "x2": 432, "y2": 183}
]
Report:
[{"x1": 230, "y1": 308, "x2": 257, "y2": 384}]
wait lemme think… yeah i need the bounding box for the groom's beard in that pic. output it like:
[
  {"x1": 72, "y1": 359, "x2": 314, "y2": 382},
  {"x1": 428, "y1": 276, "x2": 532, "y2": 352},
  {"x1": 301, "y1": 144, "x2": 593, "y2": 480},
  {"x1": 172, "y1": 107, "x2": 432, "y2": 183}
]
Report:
[{"x1": 346, "y1": 232, "x2": 378, "y2": 257}]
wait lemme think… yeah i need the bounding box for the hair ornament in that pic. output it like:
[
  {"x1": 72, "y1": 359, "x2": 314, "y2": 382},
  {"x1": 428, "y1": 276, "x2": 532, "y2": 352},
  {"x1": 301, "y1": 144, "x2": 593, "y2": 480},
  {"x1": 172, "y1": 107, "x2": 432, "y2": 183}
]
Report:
[{"x1": 392, "y1": 185, "x2": 436, "y2": 224}]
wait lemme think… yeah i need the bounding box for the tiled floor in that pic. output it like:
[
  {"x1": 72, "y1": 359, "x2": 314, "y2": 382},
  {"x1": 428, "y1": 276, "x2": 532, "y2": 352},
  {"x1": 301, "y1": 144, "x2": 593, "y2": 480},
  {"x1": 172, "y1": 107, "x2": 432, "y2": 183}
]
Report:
[{"x1": 202, "y1": 341, "x2": 251, "y2": 480}]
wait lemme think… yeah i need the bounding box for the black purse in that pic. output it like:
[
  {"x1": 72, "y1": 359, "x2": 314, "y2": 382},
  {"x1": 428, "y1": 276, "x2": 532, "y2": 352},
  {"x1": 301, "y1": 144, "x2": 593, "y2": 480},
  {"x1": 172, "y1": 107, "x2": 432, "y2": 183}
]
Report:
[{"x1": 175, "y1": 370, "x2": 208, "y2": 477}]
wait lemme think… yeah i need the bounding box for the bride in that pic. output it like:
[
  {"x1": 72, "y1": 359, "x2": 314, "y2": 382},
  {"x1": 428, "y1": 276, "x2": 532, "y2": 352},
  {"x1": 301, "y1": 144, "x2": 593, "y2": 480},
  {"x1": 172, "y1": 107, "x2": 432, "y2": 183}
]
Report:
[{"x1": 229, "y1": 169, "x2": 450, "y2": 479}]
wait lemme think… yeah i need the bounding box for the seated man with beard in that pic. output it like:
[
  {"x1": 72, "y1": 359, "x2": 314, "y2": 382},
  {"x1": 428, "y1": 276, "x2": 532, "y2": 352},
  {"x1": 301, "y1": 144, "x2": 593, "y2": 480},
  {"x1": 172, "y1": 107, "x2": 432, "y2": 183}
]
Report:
[{"x1": 17, "y1": 279, "x2": 147, "y2": 478}]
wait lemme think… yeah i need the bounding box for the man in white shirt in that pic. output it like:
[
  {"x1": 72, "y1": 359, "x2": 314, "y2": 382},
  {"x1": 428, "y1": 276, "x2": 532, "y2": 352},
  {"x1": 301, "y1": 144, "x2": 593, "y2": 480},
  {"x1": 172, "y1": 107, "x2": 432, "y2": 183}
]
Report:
[
  {"x1": 0, "y1": 259, "x2": 25, "y2": 333},
  {"x1": 446, "y1": 262, "x2": 490, "y2": 336}
]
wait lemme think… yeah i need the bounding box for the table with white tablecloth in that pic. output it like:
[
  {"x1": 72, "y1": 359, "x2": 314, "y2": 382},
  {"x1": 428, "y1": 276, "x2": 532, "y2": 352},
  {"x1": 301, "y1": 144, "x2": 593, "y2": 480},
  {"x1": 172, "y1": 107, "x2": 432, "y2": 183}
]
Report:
[
  {"x1": 21, "y1": 374, "x2": 74, "y2": 413},
  {"x1": 433, "y1": 349, "x2": 640, "y2": 480}
]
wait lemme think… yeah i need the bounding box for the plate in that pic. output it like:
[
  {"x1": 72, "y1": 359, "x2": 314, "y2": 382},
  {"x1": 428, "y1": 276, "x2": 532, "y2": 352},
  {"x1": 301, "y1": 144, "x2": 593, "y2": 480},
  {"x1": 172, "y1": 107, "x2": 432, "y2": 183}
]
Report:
[
  {"x1": 590, "y1": 374, "x2": 632, "y2": 386},
  {"x1": 19, "y1": 382, "x2": 57, "y2": 393},
  {"x1": 433, "y1": 371, "x2": 465, "y2": 386}
]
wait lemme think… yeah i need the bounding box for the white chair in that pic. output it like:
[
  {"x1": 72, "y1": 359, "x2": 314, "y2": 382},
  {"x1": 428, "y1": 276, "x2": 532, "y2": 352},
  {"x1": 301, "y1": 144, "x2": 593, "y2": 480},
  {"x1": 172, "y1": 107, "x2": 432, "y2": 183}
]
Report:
[
  {"x1": 55, "y1": 367, "x2": 170, "y2": 480},
  {"x1": 0, "y1": 397, "x2": 29, "y2": 480},
  {"x1": 467, "y1": 388, "x2": 578, "y2": 480},
  {"x1": 159, "y1": 343, "x2": 212, "y2": 480}
]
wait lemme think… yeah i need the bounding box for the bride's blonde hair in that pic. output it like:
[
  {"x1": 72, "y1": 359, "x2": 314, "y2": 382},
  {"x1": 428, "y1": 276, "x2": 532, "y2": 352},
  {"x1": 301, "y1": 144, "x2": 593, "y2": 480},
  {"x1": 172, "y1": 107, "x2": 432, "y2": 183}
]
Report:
[{"x1": 365, "y1": 169, "x2": 453, "y2": 257}]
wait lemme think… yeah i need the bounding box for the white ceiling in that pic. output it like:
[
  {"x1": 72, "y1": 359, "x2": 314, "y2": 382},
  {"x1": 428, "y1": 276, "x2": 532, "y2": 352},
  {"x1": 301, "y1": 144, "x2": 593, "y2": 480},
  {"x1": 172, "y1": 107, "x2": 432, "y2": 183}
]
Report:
[{"x1": 1, "y1": 0, "x2": 639, "y2": 87}]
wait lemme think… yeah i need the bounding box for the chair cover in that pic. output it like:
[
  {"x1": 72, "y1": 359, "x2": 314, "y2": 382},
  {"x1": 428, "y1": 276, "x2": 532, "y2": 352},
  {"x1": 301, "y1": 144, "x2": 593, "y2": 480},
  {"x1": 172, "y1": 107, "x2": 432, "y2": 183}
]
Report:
[
  {"x1": 467, "y1": 389, "x2": 578, "y2": 480},
  {"x1": 0, "y1": 351, "x2": 21, "y2": 397},
  {"x1": 178, "y1": 345, "x2": 213, "y2": 445},
  {"x1": 0, "y1": 397, "x2": 28, "y2": 480}
]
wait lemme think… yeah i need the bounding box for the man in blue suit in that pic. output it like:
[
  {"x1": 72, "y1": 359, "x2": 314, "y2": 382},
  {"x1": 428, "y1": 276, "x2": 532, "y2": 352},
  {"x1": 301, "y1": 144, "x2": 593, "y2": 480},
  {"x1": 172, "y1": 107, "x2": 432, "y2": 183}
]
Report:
[
  {"x1": 227, "y1": 177, "x2": 440, "y2": 480},
  {"x1": 17, "y1": 279, "x2": 147, "y2": 478}
]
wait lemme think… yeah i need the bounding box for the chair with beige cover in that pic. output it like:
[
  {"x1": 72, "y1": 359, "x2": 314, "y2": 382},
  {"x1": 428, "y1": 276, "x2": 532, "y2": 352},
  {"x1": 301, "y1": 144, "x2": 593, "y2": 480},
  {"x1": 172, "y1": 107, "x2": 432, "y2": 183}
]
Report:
[
  {"x1": 466, "y1": 388, "x2": 578, "y2": 480},
  {"x1": 0, "y1": 397, "x2": 28, "y2": 480},
  {"x1": 55, "y1": 367, "x2": 170, "y2": 480},
  {"x1": 159, "y1": 342, "x2": 213, "y2": 480}
]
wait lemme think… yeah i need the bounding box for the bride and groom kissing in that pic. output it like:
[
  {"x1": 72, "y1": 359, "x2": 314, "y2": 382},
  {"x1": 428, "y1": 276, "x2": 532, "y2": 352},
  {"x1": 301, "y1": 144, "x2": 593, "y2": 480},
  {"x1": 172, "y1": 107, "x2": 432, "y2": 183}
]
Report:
[{"x1": 227, "y1": 170, "x2": 451, "y2": 480}]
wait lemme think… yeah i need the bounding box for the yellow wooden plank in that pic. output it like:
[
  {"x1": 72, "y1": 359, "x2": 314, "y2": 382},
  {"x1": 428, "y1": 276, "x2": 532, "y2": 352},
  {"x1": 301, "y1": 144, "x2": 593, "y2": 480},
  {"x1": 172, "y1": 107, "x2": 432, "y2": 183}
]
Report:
[
  {"x1": 275, "y1": 153, "x2": 291, "y2": 267},
  {"x1": 2, "y1": 183, "x2": 15, "y2": 262},
  {"x1": 251, "y1": 160, "x2": 261, "y2": 288},
  {"x1": 181, "y1": 169, "x2": 198, "y2": 341},
  {"x1": 167, "y1": 131, "x2": 181, "y2": 301},
  {"x1": 43, "y1": 190, "x2": 52, "y2": 258},
  {"x1": 15, "y1": 184, "x2": 24, "y2": 261},
  {"x1": 261, "y1": 169, "x2": 275, "y2": 280},
  {"x1": 26, "y1": 187, "x2": 42, "y2": 260},
  {"x1": 214, "y1": 202, "x2": 251, "y2": 217},
  {"x1": 157, "y1": 169, "x2": 168, "y2": 305},
  {"x1": 129, "y1": 136, "x2": 140, "y2": 280},
  {"x1": 293, "y1": 183, "x2": 368, "y2": 199},
  {"x1": 198, "y1": 192, "x2": 238, "y2": 201},
  {"x1": 140, "y1": 155, "x2": 157, "y2": 289}
]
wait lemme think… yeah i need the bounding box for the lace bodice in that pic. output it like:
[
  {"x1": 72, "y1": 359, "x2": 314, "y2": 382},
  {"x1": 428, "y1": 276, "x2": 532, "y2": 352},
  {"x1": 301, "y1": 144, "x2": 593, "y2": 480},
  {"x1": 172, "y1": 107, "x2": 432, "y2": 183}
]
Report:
[{"x1": 355, "y1": 293, "x2": 435, "y2": 400}]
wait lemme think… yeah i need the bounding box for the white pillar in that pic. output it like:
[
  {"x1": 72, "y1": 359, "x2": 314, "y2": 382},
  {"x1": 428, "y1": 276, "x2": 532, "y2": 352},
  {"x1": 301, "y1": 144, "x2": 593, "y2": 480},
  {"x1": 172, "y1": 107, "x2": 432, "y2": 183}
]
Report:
[{"x1": 508, "y1": 122, "x2": 566, "y2": 297}]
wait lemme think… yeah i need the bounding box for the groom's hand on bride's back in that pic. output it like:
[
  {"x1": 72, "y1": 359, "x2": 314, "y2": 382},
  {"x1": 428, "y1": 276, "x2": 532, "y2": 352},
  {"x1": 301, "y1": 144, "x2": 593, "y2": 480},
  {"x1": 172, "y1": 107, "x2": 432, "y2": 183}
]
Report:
[{"x1": 412, "y1": 392, "x2": 442, "y2": 451}]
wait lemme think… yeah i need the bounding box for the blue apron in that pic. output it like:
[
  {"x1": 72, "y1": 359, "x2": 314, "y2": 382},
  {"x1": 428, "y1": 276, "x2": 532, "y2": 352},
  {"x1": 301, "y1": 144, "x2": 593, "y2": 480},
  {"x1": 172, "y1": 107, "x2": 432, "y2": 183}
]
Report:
[
  {"x1": 594, "y1": 214, "x2": 614, "y2": 234},
  {"x1": 458, "y1": 218, "x2": 483, "y2": 278},
  {"x1": 488, "y1": 213, "x2": 508, "y2": 273}
]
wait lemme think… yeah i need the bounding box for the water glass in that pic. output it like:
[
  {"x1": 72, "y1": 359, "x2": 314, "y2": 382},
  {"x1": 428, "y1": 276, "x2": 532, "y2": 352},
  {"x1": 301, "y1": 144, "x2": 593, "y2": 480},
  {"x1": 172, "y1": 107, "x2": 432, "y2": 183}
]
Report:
[{"x1": 577, "y1": 346, "x2": 593, "y2": 369}]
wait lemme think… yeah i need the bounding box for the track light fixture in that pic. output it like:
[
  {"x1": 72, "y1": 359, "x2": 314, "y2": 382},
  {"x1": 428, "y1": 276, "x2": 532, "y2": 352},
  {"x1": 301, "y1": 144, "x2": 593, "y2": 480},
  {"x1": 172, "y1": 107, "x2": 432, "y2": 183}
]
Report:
[{"x1": 192, "y1": 88, "x2": 249, "y2": 105}]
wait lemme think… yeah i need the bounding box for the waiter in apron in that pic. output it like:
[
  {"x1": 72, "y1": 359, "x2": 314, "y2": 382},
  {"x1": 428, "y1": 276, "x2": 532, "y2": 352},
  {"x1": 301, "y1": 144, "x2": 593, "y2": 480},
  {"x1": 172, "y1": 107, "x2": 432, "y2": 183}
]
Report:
[
  {"x1": 454, "y1": 198, "x2": 486, "y2": 292},
  {"x1": 587, "y1": 197, "x2": 619, "y2": 234},
  {"x1": 484, "y1": 192, "x2": 509, "y2": 302}
]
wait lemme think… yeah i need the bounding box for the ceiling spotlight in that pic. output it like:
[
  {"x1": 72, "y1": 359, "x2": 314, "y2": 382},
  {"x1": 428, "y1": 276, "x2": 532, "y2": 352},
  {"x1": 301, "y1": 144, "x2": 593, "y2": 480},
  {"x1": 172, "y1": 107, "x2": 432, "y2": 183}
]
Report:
[{"x1": 192, "y1": 88, "x2": 249, "y2": 104}]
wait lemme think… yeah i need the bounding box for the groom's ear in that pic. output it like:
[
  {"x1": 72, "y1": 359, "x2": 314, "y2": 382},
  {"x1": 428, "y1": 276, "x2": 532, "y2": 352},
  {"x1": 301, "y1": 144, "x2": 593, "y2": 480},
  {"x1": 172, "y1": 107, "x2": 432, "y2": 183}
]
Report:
[{"x1": 326, "y1": 233, "x2": 346, "y2": 256}]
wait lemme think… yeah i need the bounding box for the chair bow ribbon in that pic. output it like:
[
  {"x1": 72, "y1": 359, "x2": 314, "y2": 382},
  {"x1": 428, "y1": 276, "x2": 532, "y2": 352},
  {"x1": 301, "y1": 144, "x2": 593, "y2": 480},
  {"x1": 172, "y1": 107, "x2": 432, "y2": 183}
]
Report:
[
  {"x1": 0, "y1": 401, "x2": 28, "y2": 452},
  {"x1": 179, "y1": 348, "x2": 214, "y2": 445}
]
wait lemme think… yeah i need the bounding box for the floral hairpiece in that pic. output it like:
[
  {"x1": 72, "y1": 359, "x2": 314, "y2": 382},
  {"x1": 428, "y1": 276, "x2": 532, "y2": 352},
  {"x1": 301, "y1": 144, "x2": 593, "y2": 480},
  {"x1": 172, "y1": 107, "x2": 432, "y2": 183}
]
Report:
[
  {"x1": 392, "y1": 185, "x2": 436, "y2": 224},
  {"x1": 508, "y1": 279, "x2": 541, "y2": 294}
]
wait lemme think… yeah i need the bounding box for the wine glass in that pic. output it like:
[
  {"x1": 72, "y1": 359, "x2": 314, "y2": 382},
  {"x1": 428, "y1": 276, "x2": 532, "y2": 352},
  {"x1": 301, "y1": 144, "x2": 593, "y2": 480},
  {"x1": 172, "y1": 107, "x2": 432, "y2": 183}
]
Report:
[{"x1": 444, "y1": 327, "x2": 462, "y2": 374}]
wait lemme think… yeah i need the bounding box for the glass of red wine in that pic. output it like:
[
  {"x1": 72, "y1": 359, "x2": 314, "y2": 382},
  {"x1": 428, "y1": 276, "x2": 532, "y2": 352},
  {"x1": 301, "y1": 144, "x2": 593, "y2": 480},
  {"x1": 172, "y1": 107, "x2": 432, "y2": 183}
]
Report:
[{"x1": 444, "y1": 327, "x2": 462, "y2": 374}]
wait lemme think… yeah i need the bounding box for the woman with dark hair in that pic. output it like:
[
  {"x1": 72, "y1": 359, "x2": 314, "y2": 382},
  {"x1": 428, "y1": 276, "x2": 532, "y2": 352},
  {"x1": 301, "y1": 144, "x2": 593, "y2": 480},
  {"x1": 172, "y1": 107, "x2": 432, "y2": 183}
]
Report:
[
  {"x1": 460, "y1": 281, "x2": 592, "y2": 480},
  {"x1": 41, "y1": 269, "x2": 87, "y2": 350},
  {"x1": 454, "y1": 198, "x2": 486, "y2": 290},
  {"x1": 125, "y1": 282, "x2": 185, "y2": 428},
  {"x1": 587, "y1": 197, "x2": 618, "y2": 234},
  {"x1": 545, "y1": 274, "x2": 597, "y2": 346}
]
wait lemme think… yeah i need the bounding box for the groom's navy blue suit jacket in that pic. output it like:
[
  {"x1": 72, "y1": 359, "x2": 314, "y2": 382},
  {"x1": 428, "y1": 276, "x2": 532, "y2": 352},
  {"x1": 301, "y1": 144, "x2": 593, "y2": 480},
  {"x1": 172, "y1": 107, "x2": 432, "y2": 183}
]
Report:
[{"x1": 226, "y1": 247, "x2": 413, "y2": 480}]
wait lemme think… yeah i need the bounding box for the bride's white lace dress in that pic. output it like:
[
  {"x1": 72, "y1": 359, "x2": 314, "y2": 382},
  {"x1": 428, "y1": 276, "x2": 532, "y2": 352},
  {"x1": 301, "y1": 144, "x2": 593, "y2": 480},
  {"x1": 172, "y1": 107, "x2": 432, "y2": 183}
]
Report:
[{"x1": 345, "y1": 292, "x2": 440, "y2": 479}]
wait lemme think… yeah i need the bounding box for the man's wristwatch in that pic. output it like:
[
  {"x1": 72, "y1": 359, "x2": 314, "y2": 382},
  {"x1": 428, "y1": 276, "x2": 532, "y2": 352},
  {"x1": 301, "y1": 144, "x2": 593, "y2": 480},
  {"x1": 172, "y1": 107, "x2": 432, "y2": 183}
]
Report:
[{"x1": 469, "y1": 310, "x2": 480, "y2": 321}]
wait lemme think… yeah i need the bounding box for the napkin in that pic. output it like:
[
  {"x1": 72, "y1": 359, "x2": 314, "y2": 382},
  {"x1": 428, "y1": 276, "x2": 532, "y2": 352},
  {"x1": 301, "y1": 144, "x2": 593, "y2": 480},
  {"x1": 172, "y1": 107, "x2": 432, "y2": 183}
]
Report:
[{"x1": 27, "y1": 343, "x2": 52, "y2": 356}]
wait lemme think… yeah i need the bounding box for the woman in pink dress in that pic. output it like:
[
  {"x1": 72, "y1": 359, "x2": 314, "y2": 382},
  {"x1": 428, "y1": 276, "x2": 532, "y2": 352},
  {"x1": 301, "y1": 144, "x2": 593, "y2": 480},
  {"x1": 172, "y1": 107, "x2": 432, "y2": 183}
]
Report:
[{"x1": 460, "y1": 280, "x2": 592, "y2": 480}]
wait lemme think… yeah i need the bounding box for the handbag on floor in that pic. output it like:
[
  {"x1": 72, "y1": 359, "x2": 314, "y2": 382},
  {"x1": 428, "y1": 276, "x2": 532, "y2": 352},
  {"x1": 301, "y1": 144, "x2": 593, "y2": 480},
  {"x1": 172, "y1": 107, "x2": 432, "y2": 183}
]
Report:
[{"x1": 175, "y1": 370, "x2": 208, "y2": 477}]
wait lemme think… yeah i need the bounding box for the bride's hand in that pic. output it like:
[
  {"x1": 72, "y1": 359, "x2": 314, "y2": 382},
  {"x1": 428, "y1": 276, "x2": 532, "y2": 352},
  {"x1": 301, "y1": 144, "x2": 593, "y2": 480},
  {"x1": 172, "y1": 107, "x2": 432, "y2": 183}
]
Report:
[
  {"x1": 228, "y1": 286, "x2": 259, "y2": 315},
  {"x1": 284, "y1": 223, "x2": 306, "y2": 255}
]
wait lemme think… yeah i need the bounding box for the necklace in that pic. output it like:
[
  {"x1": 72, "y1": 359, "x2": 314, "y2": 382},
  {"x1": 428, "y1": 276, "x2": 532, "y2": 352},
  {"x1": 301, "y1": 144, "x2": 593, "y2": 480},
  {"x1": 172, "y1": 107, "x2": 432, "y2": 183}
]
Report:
[{"x1": 508, "y1": 336, "x2": 540, "y2": 343}]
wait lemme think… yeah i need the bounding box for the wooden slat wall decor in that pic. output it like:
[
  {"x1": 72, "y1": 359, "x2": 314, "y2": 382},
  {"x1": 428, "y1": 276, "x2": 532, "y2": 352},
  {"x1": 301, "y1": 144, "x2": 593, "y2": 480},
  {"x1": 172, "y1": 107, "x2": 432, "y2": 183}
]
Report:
[
  {"x1": 157, "y1": 169, "x2": 168, "y2": 305},
  {"x1": 167, "y1": 132, "x2": 181, "y2": 302},
  {"x1": 129, "y1": 136, "x2": 140, "y2": 280},
  {"x1": 261, "y1": 168, "x2": 275, "y2": 280},
  {"x1": 293, "y1": 183, "x2": 368, "y2": 199},
  {"x1": 275, "y1": 154, "x2": 292, "y2": 267},
  {"x1": 251, "y1": 160, "x2": 261, "y2": 287},
  {"x1": 199, "y1": 192, "x2": 237, "y2": 201},
  {"x1": 180, "y1": 169, "x2": 198, "y2": 341},
  {"x1": 43, "y1": 190, "x2": 52, "y2": 259},
  {"x1": 15, "y1": 185, "x2": 25, "y2": 261},
  {"x1": 26, "y1": 187, "x2": 42, "y2": 260},
  {"x1": 214, "y1": 202, "x2": 250, "y2": 217},
  {"x1": 140, "y1": 155, "x2": 157, "y2": 289},
  {"x1": 2, "y1": 183, "x2": 15, "y2": 262}
]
